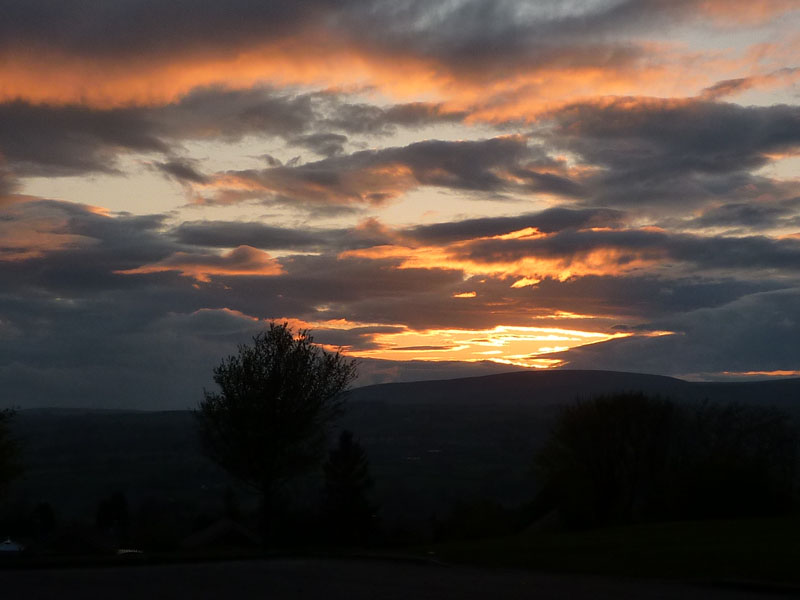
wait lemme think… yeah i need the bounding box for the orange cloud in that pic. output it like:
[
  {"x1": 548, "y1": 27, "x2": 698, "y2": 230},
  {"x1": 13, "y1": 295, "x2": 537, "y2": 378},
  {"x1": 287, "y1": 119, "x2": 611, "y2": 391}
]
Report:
[
  {"x1": 340, "y1": 228, "x2": 666, "y2": 284},
  {"x1": 0, "y1": 197, "x2": 99, "y2": 260},
  {"x1": 116, "y1": 245, "x2": 283, "y2": 282},
  {"x1": 0, "y1": 32, "x2": 444, "y2": 108},
  {"x1": 719, "y1": 369, "x2": 800, "y2": 377},
  {"x1": 2, "y1": 23, "x2": 793, "y2": 124},
  {"x1": 196, "y1": 162, "x2": 417, "y2": 207}
]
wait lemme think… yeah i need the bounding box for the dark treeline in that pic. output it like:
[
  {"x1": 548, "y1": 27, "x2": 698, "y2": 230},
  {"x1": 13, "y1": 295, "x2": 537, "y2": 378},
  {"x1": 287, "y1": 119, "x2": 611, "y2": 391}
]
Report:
[
  {"x1": 533, "y1": 393, "x2": 798, "y2": 529},
  {"x1": 1, "y1": 391, "x2": 798, "y2": 558}
]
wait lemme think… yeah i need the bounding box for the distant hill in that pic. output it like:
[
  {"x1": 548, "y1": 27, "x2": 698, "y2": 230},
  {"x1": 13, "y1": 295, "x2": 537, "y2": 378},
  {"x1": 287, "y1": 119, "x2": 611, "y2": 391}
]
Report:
[
  {"x1": 346, "y1": 369, "x2": 800, "y2": 409},
  {"x1": 7, "y1": 370, "x2": 799, "y2": 525}
]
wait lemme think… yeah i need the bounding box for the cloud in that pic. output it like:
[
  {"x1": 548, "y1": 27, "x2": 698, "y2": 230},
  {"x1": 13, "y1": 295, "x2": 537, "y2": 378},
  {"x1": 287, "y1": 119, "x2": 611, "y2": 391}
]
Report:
[
  {"x1": 117, "y1": 245, "x2": 284, "y2": 282},
  {"x1": 0, "y1": 88, "x2": 478, "y2": 178},
  {"x1": 2, "y1": 194, "x2": 798, "y2": 408},
  {"x1": 154, "y1": 158, "x2": 210, "y2": 184},
  {"x1": 0, "y1": 101, "x2": 168, "y2": 176},
  {"x1": 545, "y1": 97, "x2": 800, "y2": 211},
  {"x1": 550, "y1": 98, "x2": 800, "y2": 175},
  {"x1": 698, "y1": 68, "x2": 800, "y2": 100},
  {"x1": 1, "y1": 2, "x2": 798, "y2": 408},
  {"x1": 198, "y1": 135, "x2": 581, "y2": 208},
  {"x1": 0, "y1": 89, "x2": 319, "y2": 176},
  {"x1": 679, "y1": 197, "x2": 800, "y2": 232},
  {"x1": 457, "y1": 228, "x2": 800, "y2": 277},
  {"x1": 2, "y1": 1, "x2": 792, "y2": 68},
  {"x1": 550, "y1": 287, "x2": 800, "y2": 377},
  {"x1": 0, "y1": 169, "x2": 18, "y2": 199},
  {"x1": 320, "y1": 101, "x2": 467, "y2": 135},
  {"x1": 173, "y1": 221, "x2": 330, "y2": 250},
  {"x1": 403, "y1": 207, "x2": 627, "y2": 244},
  {"x1": 288, "y1": 133, "x2": 348, "y2": 157},
  {"x1": 2, "y1": 0, "x2": 793, "y2": 116},
  {"x1": 171, "y1": 218, "x2": 393, "y2": 252}
]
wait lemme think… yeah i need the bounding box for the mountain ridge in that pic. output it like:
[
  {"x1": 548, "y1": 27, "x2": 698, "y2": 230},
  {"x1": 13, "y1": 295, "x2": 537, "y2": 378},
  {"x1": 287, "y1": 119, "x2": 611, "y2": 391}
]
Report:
[
  {"x1": 16, "y1": 369, "x2": 800, "y2": 413},
  {"x1": 345, "y1": 369, "x2": 800, "y2": 409}
]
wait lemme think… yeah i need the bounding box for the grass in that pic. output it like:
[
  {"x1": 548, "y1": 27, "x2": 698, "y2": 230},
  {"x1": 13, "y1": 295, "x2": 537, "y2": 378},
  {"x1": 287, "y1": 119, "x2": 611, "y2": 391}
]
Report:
[{"x1": 420, "y1": 516, "x2": 800, "y2": 584}]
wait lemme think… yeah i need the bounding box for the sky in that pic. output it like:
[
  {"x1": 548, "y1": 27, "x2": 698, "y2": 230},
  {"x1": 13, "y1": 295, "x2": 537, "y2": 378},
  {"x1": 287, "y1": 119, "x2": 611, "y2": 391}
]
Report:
[{"x1": 1, "y1": 0, "x2": 799, "y2": 409}]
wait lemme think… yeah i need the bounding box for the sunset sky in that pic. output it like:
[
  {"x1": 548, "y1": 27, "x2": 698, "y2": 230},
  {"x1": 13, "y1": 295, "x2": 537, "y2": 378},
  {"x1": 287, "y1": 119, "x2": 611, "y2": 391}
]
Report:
[{"x1": 1, "y1": 0, "x2": 799, "y2": 408}]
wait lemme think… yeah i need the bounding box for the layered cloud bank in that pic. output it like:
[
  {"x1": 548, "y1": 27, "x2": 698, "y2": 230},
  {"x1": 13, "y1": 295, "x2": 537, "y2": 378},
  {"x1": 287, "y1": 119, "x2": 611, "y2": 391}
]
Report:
[{"x1": 1, "y1": 0, "x2": 799, "y2": 407}]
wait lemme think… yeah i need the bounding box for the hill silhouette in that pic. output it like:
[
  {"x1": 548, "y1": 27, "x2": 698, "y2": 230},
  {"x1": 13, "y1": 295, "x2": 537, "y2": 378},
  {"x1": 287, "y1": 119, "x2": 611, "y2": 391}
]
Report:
[
  {"x1": 6, "y1": 370, "x2": 800, "y2": 529},
  {"x1": 346, "y1": 369, "x2": 800, "y2": 408}
]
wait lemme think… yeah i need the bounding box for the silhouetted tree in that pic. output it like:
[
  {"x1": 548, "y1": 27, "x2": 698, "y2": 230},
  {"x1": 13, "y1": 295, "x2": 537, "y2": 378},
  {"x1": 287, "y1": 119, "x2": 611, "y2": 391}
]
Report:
[
  {"x1": 535, "y1": 393, "x2": 799, "y2": 528},
  {"x1": 672, "y1": 401, "x2": 798, "y2": 519},
  {"x1": 535, "y1": 393, "x2": 679, "y2": 528},
  {"x1": 196, "y1": 322, "x2": 357, "y2": 539},
  {"x1": 323, "y1": 430, "x2": 375, "y2": 544},
  {"x1": 0, "y1": 409, "x2": 20, "y2": 498}
]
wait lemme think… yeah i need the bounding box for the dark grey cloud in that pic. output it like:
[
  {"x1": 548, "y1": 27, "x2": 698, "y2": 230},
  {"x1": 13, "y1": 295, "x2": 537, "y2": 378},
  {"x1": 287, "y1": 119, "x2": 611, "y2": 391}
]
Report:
[
  {"x1": 321, "y1": 101, "x2": 466, "y2": 135},
  {"x1": 404, "y1": 207, "x2": 626, "y2": 244},
  {"x1": 211, "y1": 135, "x2": 581, "y2": 208},
  {"x1": 700, "y1": 78, "x2": 757, "y2": 101},
  {"x1": 154, "y1": 158, "x2": 210, "y2": 184},
  {"x1": 172, "y1": 218, "x2": 392, "y2": 251},
  {"x1": 288, "y1": 133, "x2": 348, "y2": 157},
  {"x1": 157, "y1": 87, "x2": 317, "y2": 141},
  {"x1": 550, "y1": 287, "x2": 800, "y2": 376},
  {"x1": 0, "y1": 1, "x2": 734, "y2": 78},
  {"x1": 459, "y1": 227, "x2": 800, "y2": 275},
  {"x1": 340, "y1": 0, "x2": 721, "y2": 78},
  {"x1": 522, "y1": 274, "x2": 780, "y2": 321},
  {"x1": 173, "y1": 221, "x2": 327, "y2": 250},
  {"x1": 374, "y1": 136, "x2": 535, "y2": 191},
  {"x1": 0, "y1": 0, "x2": 351, "y2": 59},
  {"x1": 551, "y1": 100, "x2": 799, "y2": 174},
  {"x1": 0, "y1": 169, "x2": 17, "y2": 198},
  {"x1": 700, "y1": 68, "x2": 800, "y2": 101},
  {"x1": 0, "y1": 89, "x2": 473, "y2": 177},
  {"x1": 171, "y1": 207, "x2": 626, "y2": 254},
  {"x1": 546, "y1": 98, "x2": 800, "y2": 209},
  {"x1": 4, "y1": 199, "x2": 788, "y2": 340},
  {"x1": 178, "y1": 97, "x2": 798, "y2": 212},
  {"x1": 0, "y1": 101, "x2": 168, "y2": 176},
  {"x1": 680, "y1": 197, "x2": 800, "y2": 232},
  {"x1": 0, "y1": 89, "x2": 315, "y2": 176},
  {"x1": 0, "y1": 200, "x2": 173, "y2": 289},
  {"x1": 3, "y1": 196, "x2": 799, "y2": 408}
]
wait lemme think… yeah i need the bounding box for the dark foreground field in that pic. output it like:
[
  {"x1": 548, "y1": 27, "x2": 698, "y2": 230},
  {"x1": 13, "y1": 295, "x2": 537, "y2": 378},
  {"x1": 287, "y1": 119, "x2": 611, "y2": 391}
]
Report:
[{"x1": 1, "y1": 558, "x2": 794, "y2": 600}]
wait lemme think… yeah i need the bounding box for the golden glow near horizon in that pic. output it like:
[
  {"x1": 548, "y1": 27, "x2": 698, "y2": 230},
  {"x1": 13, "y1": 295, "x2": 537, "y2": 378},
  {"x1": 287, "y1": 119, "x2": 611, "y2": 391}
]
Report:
[
  {"x1": 720, "y1": 370, "x2": 800, "y2": 377},
  {"x1": 344, "y1": 325, "x2": 633, "y2": 368}
]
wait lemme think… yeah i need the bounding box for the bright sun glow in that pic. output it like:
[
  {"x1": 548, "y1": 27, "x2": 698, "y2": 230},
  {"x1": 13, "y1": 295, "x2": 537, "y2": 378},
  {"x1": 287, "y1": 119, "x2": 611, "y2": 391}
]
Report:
[{"x1": 345, "y1": 325, "x2": 632, "y2": 368}]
